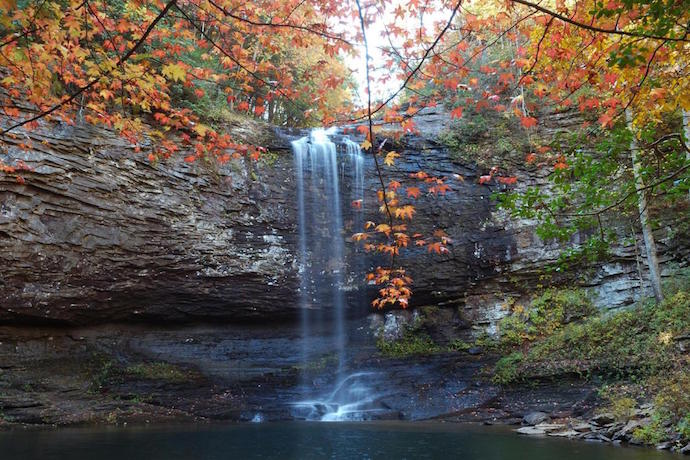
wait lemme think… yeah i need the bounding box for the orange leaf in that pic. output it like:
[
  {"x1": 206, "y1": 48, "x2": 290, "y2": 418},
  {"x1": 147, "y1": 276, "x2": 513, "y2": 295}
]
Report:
[
  {"x1": 520, "y1": 116, "x2": 538, "y2": 128},
  {"x1": 497, "y1": 176, "x2": 518, "y2": 185},
  {"x1": 406, "y1": 187, "x2": 421, "y2": 199}
]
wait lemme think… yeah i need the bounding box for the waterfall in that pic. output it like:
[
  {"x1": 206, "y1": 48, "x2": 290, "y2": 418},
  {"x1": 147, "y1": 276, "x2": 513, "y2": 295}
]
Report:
[{"x1": 291, "y1": 128, "x2": 383, "y2": 421}]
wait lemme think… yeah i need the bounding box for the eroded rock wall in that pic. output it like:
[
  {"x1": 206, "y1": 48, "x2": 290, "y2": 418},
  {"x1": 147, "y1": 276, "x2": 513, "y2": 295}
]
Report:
[
  {"x1": 1, "y1": 111, "x2": 687, "y2": 329},
  {"x1": 0, "y1": 121, "x2": 301, "y2": 324}
]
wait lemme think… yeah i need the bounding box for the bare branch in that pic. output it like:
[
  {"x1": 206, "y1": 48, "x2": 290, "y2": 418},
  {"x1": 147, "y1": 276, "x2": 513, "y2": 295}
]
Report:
[
  {"x1": 354, "y1": 0, "x2": 393, "y2": 229},
  {"x1": 342, "y1": 0, "x2": 463, "y2": 125}
]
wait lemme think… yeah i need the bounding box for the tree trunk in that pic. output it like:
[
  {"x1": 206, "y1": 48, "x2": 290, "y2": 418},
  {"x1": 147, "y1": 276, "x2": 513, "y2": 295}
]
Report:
[
  {"x1": 627, "y1": 108, "x2": 664, "y2": 302},
  {"x1": 683, "y1": 110, "x2": 690, "y2": 199}
]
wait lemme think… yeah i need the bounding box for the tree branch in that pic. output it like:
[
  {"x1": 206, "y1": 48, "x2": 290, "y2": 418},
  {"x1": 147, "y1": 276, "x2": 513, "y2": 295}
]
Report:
[
  {"x1": 511, "y1": 0, "x2": 690, "y2": 43},
  {"x1": 205, "y1": 0, "x2": 352, "y2": 46},
  {"x1": 354, "y1": 0, "x2": 393, "y2": 230},
  {"x1": 343, "y1": 0, "x2": 463, "y2": 125},
  {"x1": 557, "y1": 162, "x2": 689, "y2": 218}
]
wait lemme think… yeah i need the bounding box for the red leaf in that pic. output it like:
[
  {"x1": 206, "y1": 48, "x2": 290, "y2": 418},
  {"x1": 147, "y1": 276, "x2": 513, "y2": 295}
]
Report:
[{"x1": 521, "y1": 116, "x2": 538, "y2": 128}]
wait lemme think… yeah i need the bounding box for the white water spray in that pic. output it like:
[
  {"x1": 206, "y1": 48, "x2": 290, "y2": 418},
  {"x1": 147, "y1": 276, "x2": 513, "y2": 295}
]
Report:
[{"x1": 291, "y1": 128, "x2": 378, "y2": 421}]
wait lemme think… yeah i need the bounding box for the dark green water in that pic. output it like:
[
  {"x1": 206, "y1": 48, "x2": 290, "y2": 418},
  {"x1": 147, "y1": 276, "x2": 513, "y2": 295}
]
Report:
[{"x1": 0, "y1": 422, "x2": 676, "y2": 460}]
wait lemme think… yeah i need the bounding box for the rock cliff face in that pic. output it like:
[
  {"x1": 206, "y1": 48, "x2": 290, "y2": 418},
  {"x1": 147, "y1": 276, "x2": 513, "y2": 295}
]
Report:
[
  {"x1": 0, "y1": 120, "x2": 300, "y2": 324},
  {"x1": 0, "y1": 110, "x2": 687, "y2": 329}
]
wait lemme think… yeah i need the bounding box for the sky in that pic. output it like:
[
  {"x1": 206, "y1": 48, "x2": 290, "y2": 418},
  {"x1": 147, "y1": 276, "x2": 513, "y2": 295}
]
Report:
[{"x1": 340, "y1": 0, "x2": 449, "y2": 105}]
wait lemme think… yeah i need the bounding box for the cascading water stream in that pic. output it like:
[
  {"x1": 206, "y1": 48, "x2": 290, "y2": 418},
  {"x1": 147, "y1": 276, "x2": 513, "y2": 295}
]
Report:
[{"x1": 291, "y1": 128, "x2": 382, "y2": 421}]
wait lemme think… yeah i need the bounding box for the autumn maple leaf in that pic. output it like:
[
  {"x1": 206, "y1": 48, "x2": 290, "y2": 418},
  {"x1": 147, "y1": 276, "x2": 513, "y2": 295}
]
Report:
[{"x1": 521, "y1": 116, "x2": 538, "y2": 128}]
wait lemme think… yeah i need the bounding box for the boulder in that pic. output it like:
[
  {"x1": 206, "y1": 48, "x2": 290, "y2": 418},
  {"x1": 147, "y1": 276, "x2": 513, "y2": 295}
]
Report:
[
  {"x1": 523, "y1": 411, "x2": 550, "y2": 425},
  {"x1": 516, "y1": 426, "x2": 547, "y2": 435},
  {"x1": 533, "y1": 423, "x2": 567, "y2": 432},
  {"x1": 571, "y1": 422, "x2": 593, "y2": 432},
  {"x1": 612, "y1": 419, "x2": 642, "y2": 441},
  {"x1": 548, "y1": 430, "x2": 579, "y2": 438},
  {"x1": 590, "y1": 413, "x2": 615, "y2": 426},
  {"x1": 656, "y1": 441, "x2": 673, "y2": 450}
]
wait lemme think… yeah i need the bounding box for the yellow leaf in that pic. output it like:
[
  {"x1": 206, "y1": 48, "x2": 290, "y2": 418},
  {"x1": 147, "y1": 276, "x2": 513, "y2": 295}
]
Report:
[
  {"x1": 162, "y1": 63, "x2": 186, "y2": 82},
  {"x1": 361, "y1": 139, "x2": 372, "y2": 150},
  {"x1": 384, "y1": 151, "x2": 400, "y2": 166},
  {"x1": 193, "y1": 123, "x2": 210, "y2": 137},
  {"x1": 375, "y1": 224, "x2": 391, "y2": 234}
]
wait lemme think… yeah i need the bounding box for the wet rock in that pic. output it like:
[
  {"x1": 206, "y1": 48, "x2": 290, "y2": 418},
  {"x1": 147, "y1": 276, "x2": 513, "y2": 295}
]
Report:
[
  {"x1": 612, "y1": 420, "x2": 642, "y2": 441},
  {"x1": 548, "y1": 430, "x2": 579, "y2": 438},
  {"x1": 591, "y1": 413, "x2": 615, "y2": 426},
  {"x1": 571, "y1": 422, "x2": 593, "y2": 432},
  {"x1": 523, "y1": 411, "x2": 550, "y2": 425},
  {"x1": 604, "y1": 422, "x2": 625, "y2": 438},
  {"x1": 533, "y1": 423, "x2": 567, "y2": 432},
  {"x1": 633, "y1": 406, "x2": 653, "y2": 419},
  {"x1": 467, "y1": 347, "x2": 482, "y2": 356},
  {"x1": 656, "y1": 441, "x2": 673, "y2": 450},
  {"x1": 680, "y1": 444, "x2": 690, "y2": 455},
  {"x1": 516, "y1": 426, "x2": 547, "y2": 435},
  {"x1": 378, "y1": 311, "x2": 418, "y2": 341},
  {"x1": 582, "y1": 432, "x2": 612, "y2": 443}
]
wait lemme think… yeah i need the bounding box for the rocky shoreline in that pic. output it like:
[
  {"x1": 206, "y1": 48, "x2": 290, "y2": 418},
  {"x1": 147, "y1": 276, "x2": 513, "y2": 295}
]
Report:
[{"x1": 513, "y1": 409, "x2": 690, "y2": 454}]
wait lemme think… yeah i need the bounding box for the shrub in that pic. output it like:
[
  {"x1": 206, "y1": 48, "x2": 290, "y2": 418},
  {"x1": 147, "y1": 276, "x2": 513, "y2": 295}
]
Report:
[
  {"x1": 377, "y1": 333, "x2": 441, "y2": 358},
  {"x1": 497, "y1": 288, "x2": 594, "y2": 348},
  {"x1": 631, "y1": 370, "x2": 690, "y2": 445},
  {"x1": 676, "y1": 414, "x2": 690, "y2": 441},
  {"x1": 608, "y1": 396, "x2": 637, "y2": 422},
  {"x1": 492, "y1": 352, "x2": 525, "y2": 385},
  {"x1": 650, "y1": 291, "x2": 690, "y2": 336},
  {"x1": 492, "y1": 287, "x2": 689, "y2": 384},
  {"x1": 632, "y1": 416, "x2": 668, "y2": 445},
  {"x1": 651, "y1": 370, "x2": 690, "y2": 422},
  {"x1": 447, "y1": 339, "x2": 472, "y2": 352}
]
